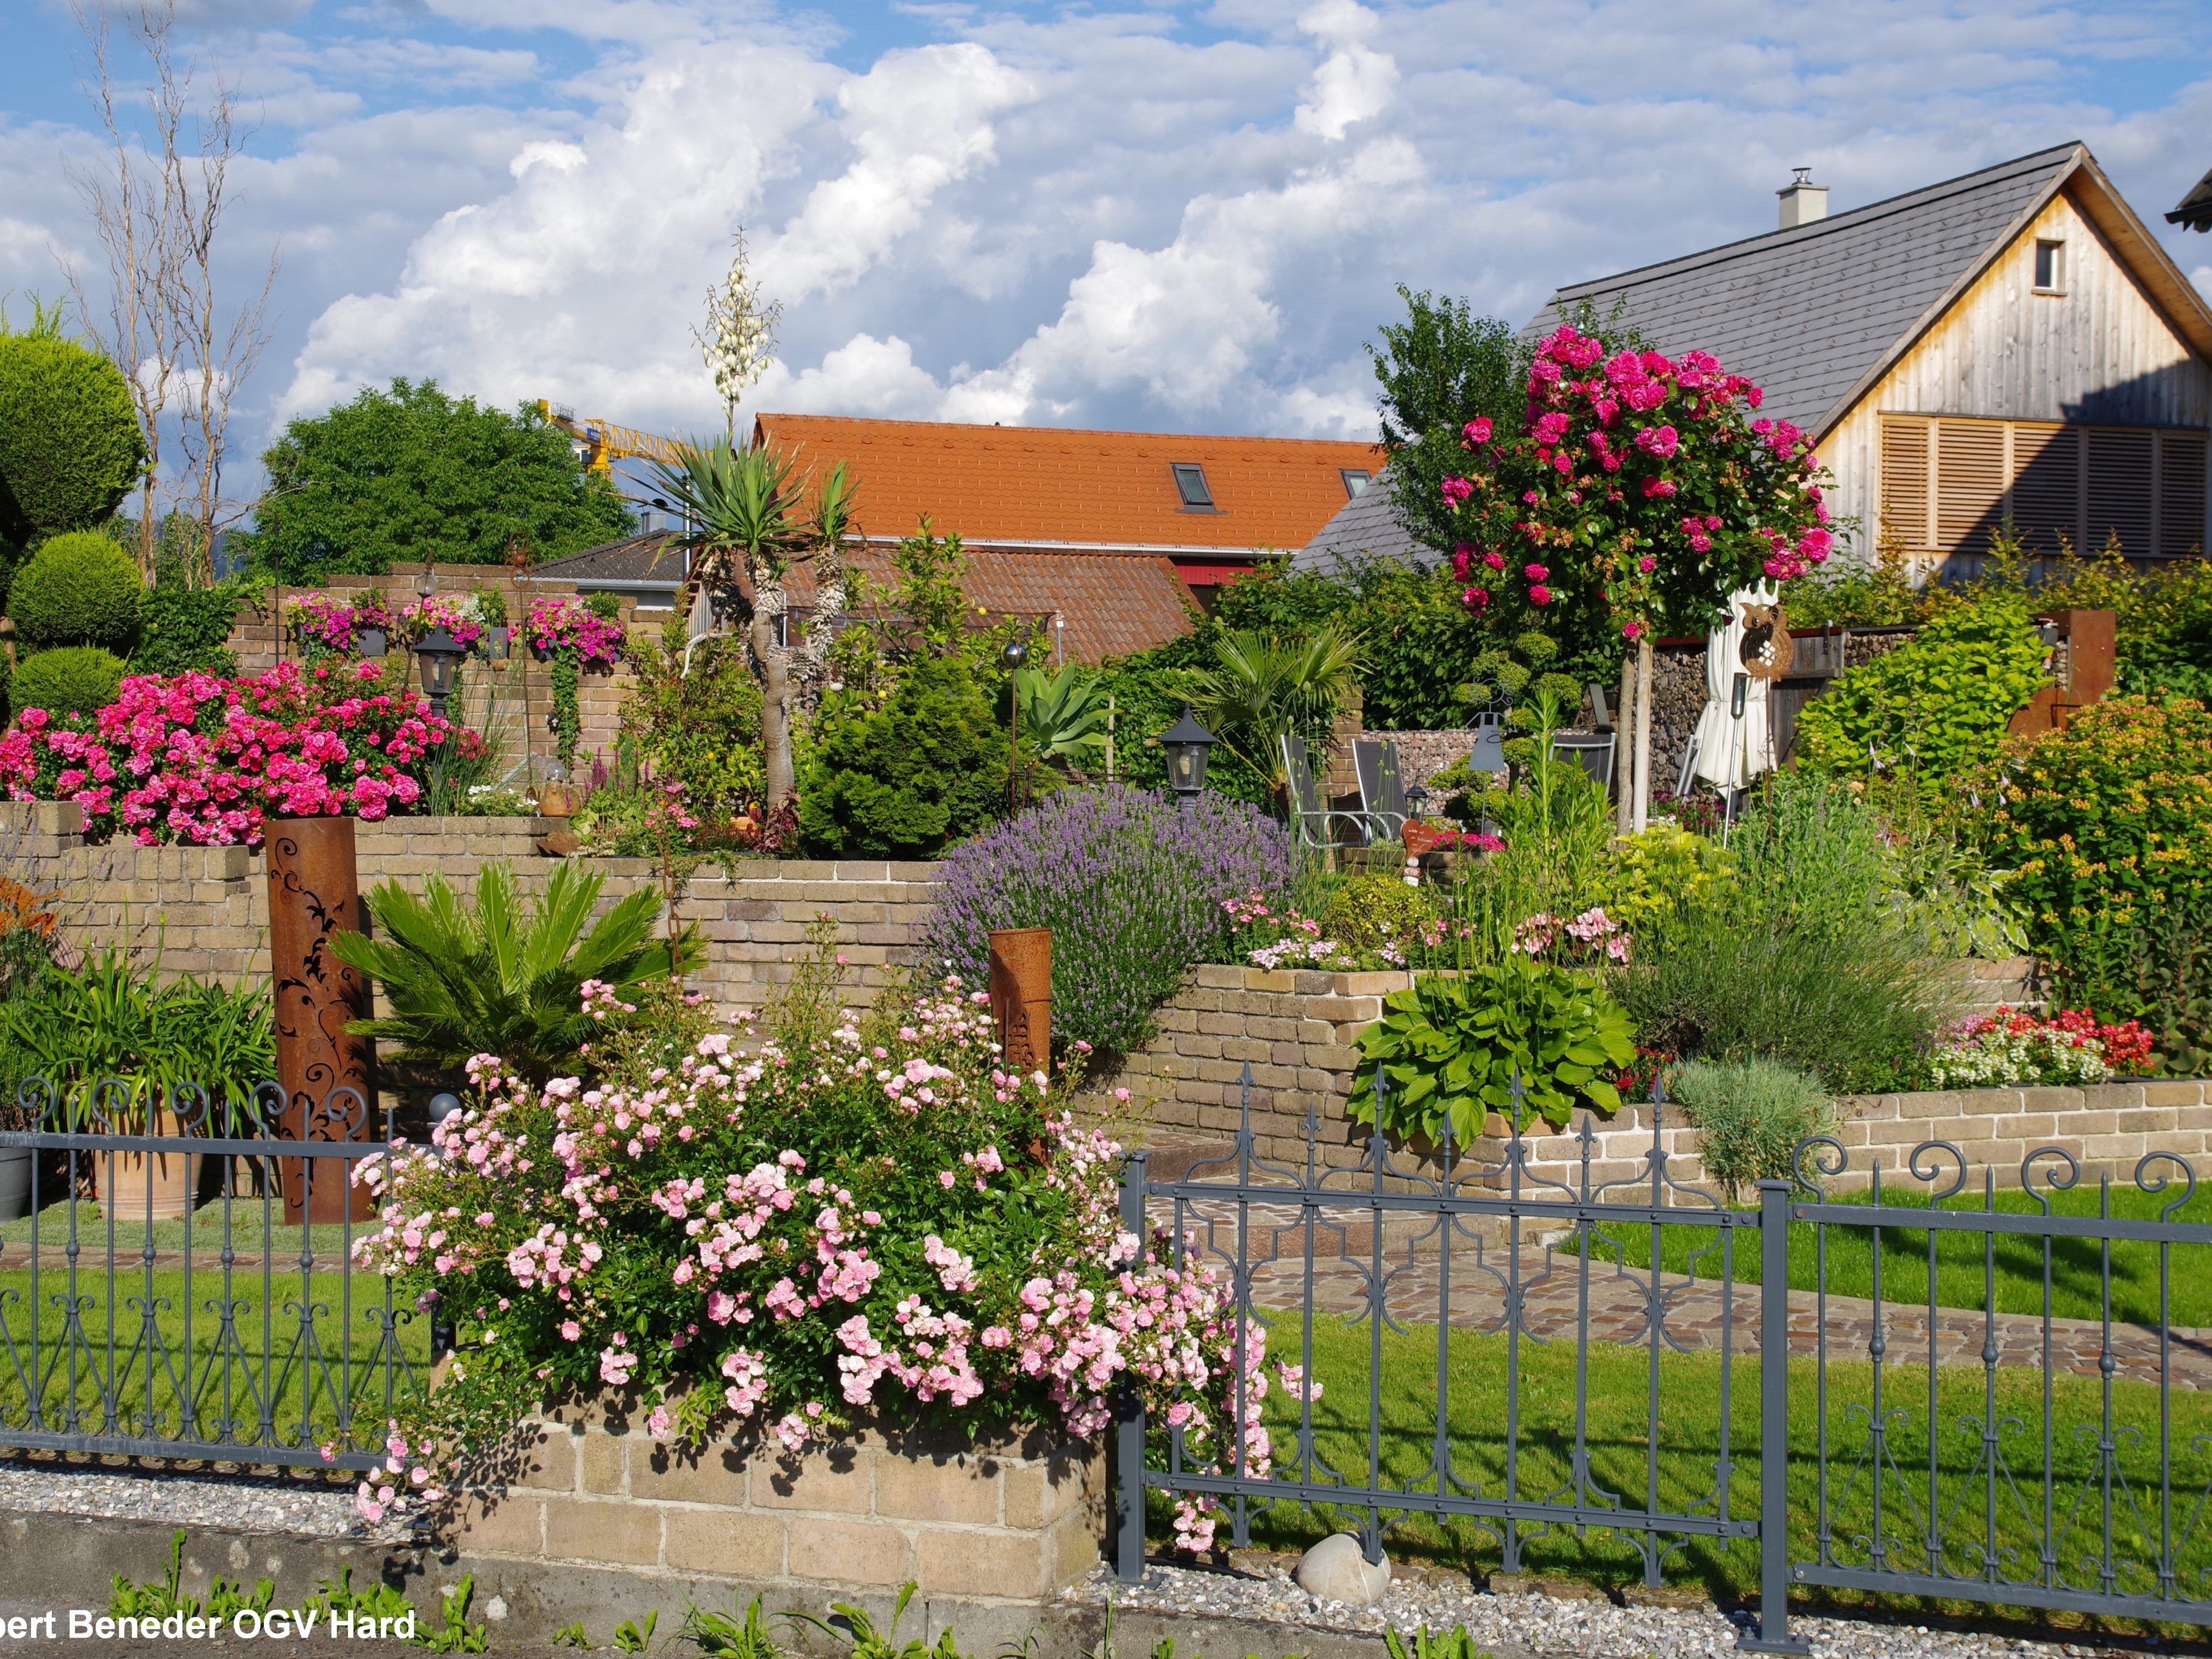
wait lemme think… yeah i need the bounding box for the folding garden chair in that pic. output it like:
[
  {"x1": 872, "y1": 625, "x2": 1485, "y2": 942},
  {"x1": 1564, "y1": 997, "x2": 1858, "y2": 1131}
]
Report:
[
  {"x1": 1352, "y1": 738, "x2": 1409, "y2": 841},
  {"x1": 1280, "y1": 734, "x2": 1374, "y2": 851},
  {"x1": 1550, "y1": 728, "x2": 1617, "y2": 796}
]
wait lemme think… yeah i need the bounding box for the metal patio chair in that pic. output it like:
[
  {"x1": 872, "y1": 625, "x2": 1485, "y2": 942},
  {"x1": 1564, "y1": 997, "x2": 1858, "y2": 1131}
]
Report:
[{"x1": 1352, "y1": 738, "x2": 1409, "y2": 842}]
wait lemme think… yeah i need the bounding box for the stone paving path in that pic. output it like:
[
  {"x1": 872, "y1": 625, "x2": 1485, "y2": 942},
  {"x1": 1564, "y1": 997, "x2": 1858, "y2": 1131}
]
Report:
[{"x1": 1157, "y1": 1197, "x2": 2212, "y2": 1393}]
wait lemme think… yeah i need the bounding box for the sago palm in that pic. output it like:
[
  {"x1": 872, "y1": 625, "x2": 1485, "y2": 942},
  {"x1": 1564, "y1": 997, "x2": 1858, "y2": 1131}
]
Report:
[{"x1": 331, "y1": 861, "x2": 702, "y2": 1081}]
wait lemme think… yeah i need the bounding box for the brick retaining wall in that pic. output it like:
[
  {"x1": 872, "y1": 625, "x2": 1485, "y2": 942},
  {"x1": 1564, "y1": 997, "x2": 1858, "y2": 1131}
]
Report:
[
  {"x1": 3, "y1": 804, "x2": 939, "y2": 1016},
  {"x1": 1087, "y1": 964, "x2": 2198, "y2": 1195}
]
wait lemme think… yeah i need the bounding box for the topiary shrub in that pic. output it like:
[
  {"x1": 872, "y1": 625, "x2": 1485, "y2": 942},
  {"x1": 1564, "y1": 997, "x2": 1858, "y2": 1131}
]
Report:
[
  {"x1": 0, "y1": 335, "x2": 144, "y2": 543},
  {"x1": 10, "y1": 646, "x2": 125, "y2": 720},
  {"x1": 135, "y1": 580, "x2": 250, "y2": 677},
  {"x1": 799, "y1": 653, "x2": 1008, "y2": 858},
  {"x1": 923, "y1": 785, "x2": 1292, "y2": 1055},
  {"x1": 8, "y1": 531, "x2": 142, "y2": 650}
]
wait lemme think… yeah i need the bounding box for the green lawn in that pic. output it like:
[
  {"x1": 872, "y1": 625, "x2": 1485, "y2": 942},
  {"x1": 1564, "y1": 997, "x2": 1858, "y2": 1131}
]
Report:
[
  {"x1": 1553, "y1": 1182, "x2": 2212, "y2": 1328},
  {"x1": 1, "y1": 1200, "x2": 372, "y2": 1263},
  {"x1": 1181, "y1": 1309, "x2": 2212, "y2": 1619},
  {"x1": 0, "y1": 1264, "x2": 429, "y2": 1460}
]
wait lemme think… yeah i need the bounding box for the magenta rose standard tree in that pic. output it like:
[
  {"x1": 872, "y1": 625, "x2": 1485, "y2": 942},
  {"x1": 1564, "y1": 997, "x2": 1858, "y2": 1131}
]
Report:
[{"x1": 1436, "y1": 325, "x2": 1834, "y2": 824}]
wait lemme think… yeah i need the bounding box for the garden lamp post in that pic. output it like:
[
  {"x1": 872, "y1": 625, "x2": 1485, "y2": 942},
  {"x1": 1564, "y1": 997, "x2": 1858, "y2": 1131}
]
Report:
[
  {"x1": 1160, "y1": 706, "x2": 1216, "y2": 813},
  {"x1": 414, "y1": 624, "x2": 466, "y2": 720},
  {"x1": 1406, "y1": 782, "x2": 1430, "y2": 821},
  {"x1": 1002, "y1": 638, "x2": 1028, "y2": 814}
]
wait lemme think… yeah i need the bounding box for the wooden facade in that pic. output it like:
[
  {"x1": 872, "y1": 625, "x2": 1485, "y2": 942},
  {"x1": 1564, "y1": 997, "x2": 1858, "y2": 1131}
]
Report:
[{"x1": 1821, "y1": 188, "x2": 2212, "y2": 567}]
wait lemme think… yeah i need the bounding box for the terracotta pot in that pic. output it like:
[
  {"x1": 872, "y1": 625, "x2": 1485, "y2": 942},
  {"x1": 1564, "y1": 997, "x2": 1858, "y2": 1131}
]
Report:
[{"x1": 94, "y1": 1109, "x2": 196, "y2": 1223}]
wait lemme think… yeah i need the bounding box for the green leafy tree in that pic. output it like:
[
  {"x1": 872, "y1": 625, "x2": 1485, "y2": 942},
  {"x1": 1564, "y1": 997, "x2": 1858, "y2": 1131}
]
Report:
[
  {"x1": 330, "y1": 860, "x2": 701, "y2": 1083},
  {"x1": 232, "y1": 379, "x2": 631, "y2": 581},
  {"x1": 1368, "y1": 286, "x2": 1528, "y2": 560},
  {"x1": 0, "y1": 319, "x2": 144, "y2": 551}
]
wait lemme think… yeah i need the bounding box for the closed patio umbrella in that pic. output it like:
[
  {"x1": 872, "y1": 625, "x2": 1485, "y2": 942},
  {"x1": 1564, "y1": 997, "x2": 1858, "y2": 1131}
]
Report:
[{"x1": 1690, "y1": 582, "x2": 1778, "y2": 791}]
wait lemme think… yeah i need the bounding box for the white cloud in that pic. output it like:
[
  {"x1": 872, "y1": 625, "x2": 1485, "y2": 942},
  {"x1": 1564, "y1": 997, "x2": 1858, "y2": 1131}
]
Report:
[
  {"x1": 1293, "y1": 0, "x2": 1399, "y2": 141},
  {"x1": 7, "y1": 0, "x2": 2210, "y2": 500}
]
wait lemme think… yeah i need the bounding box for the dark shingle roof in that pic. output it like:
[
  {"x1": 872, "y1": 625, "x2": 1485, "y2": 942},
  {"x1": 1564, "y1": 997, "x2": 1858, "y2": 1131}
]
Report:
[
  {"x1": 1522, "y1": 144, "x2": 2083, "y2": 435},
  {"x1": 528, "y1": 532, "x2": 687, "y2": 585},
  {"x1": 2172, "y1": 165, "x2": 2212, "y2": 233},
  {"x1": 1291, "y1": 467, "x2": 1436, "y2": 573}
]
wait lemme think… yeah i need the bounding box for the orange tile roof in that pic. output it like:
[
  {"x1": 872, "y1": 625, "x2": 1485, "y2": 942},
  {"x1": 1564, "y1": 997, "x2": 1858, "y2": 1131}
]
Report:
[
  {"x1": 781, "y1": 545, "x2": 1196, "y2": 664},
  {"x1": 753, "y1": 414, "x2": 1382, "y2": 556}
]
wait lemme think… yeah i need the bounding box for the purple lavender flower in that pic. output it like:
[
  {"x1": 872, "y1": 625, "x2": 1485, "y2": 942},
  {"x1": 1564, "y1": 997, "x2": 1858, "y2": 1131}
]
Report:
[{"x1": 924, "y1": 785, "x2": 1292, "y2": 1054}]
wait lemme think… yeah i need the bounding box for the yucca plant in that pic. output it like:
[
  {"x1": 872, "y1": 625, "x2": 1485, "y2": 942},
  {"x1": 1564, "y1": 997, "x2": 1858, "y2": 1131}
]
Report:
[{"x1": 330, "y1": 860, "x2": 702, "y2": 1081}]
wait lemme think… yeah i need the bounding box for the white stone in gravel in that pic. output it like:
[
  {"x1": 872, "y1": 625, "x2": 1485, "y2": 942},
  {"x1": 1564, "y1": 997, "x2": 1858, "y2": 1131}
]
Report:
[{"x1": 1296, "y1": 1535, "x2": 1391, "y2": 1606}]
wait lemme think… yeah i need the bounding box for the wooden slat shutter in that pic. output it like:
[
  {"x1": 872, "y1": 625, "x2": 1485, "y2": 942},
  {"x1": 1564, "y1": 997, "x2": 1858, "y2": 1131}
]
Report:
[
  {"x1": 1879, "y1": 417, "x2": 1932, "y2": 550},
  {"x1": 2087, "y1": 428, "x2": 2155, "y2": 556},
  {"x1": 2157, "y1": 431, "x2": 2208, "y2": 556},
  {"x1": 2010, "y1": 423, "x2": 2082, "y2": 556},
  {"x1": 1935, "y1": 418, "x2": 2007, "y2": 554}
]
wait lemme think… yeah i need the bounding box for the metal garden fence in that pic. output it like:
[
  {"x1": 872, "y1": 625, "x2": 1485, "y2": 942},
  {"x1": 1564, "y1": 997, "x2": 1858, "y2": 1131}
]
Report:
[
  {"x1": 0, "y1": 1078, "x2": 428, "y2": 1473},
  {"x1": 1115, "y1": 1070, "x2": 2212, "y2": 1651}
]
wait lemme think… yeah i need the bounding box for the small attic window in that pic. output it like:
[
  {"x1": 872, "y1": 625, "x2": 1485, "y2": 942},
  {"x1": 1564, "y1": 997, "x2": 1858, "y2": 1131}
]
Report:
[
  {"x1": 1171, "y1": 463, "x2": 1215, "y2": 509},
  {"x1": 1341, "y1": 469, "x2": 1372, "y2": 498},
  {"x1": 2033, "y1": 239, "x2": 2066, "y2": 293}
]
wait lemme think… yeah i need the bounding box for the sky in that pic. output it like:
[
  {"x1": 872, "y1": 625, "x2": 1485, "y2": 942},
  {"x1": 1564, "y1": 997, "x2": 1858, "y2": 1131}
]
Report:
[{"x1": 3, "y1": 0, "x2": 2210, "y2": 509}]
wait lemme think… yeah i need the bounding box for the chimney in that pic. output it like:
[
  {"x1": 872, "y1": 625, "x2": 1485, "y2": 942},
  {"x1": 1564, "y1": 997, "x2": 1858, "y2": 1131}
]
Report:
[{"x1": 1778, "y1": 167, "x2": 1827, "y2": 229}]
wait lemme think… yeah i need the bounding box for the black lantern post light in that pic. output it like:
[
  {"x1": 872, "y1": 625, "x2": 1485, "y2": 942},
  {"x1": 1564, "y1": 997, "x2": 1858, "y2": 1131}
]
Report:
[
  {"x1": 1406, "y1": 782, "x2": 1430, "y2": 821},
  {"x1": 1002, "y1": 639, "x2": 1029, "y2": 813},
  {"x1": 1160, "y1": 706, "x2": 1217, "y2": 813},
  {"x1": 414, "y1": 626, "x2": 466, "y2": 721}
]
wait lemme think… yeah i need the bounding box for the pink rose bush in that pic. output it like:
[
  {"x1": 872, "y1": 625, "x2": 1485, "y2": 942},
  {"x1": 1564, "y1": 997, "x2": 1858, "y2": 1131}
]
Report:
[
  {"x1": 349, "y1": 949, "x2": 1281, "y2": 1550},
  {"x1": 285, "y1": 592, "x2": 395, "y2": 655},
  {"x1": 526, "y1": 596, "x2": 623, "y2": 668},
  {"x1": 0, "y1": 660, "x2": 463, "y2": 846},
  {"x1": 1439, "y1": 325, "x2": 1832, "y2": 638}
]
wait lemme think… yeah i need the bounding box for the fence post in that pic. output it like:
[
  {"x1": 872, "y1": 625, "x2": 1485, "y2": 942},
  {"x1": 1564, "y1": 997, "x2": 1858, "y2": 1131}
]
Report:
[
  {"x1": 1115, "y1": 1150, "x2": 1149, "y2": 1583},
  {"x1": 1745, "y1": 1178, "x2": 1809, "y2": 1654}
]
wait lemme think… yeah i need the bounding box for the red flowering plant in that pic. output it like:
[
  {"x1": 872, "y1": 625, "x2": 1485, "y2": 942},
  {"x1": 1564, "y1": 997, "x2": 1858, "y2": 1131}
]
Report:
[
  {"x1": 0, "y1": 660, "x2": 464, "y2": 846},
  {"x1": 525, "y1": 596, "x2": 623, "y2": 669},
  {"x1": 1439, "y1": 325, "x2": 1835, "y2": 643},
  {"x1": 346, "y1": 933, "x2": 1288, "y2": 1553}
]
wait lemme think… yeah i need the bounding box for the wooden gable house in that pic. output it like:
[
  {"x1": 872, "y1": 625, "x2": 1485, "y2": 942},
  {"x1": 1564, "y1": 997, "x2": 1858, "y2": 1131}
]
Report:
[{"x1": 1529, "y1": 143, "x2": 2212, "y2": 570}]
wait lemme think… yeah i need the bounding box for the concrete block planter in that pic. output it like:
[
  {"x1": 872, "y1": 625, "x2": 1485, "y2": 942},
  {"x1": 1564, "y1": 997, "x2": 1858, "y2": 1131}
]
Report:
[{"x1": 452, "y1": 1403, "x2": 1105, "y2": 1607}]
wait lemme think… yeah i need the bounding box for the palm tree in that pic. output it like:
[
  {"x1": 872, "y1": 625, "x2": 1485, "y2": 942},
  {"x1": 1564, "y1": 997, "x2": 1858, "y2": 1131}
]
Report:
[
  {"x1": 1186, "y1": 626, "x2": 1362, "y2": 811},
  {"x1": 653, "y1": 439, "x2": 804, "y2": 812},
  {"x1": 790, "y1": 461, "x2": 859, "y2": 712},
  {"x1": 329, "y1": 861, "x2": 701, "y2": 1082}
]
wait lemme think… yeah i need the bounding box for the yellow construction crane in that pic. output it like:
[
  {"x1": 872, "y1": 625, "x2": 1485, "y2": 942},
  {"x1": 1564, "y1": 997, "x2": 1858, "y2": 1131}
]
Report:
[{"x1": 537, "y1": 401, "x2": 689, "y2": 475}]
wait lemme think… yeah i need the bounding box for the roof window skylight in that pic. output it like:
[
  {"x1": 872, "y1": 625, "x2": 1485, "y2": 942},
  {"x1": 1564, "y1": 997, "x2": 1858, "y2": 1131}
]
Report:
[{"x1": 1171, "y1": 463, "x2": 1215, "y2": 509}]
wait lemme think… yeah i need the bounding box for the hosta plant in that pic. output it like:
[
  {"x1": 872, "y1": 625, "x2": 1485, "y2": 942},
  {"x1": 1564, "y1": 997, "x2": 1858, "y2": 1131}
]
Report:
[
  {"x1": 1350, "y1": 956, "x2": 1635, "y2": 1141},
  {"x1": 347, "y1": 936, "x2": 1285, "y2": 1554}
]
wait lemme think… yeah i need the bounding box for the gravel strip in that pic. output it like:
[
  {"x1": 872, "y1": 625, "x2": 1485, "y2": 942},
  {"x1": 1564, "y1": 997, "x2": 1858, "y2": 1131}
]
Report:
[
  {"x1": 0, "y1": 1456, "x2": 418, "y2": 1544},
  {"x1": 1065, "y1": 1561, "x2": 2189, "y2": 1659}
]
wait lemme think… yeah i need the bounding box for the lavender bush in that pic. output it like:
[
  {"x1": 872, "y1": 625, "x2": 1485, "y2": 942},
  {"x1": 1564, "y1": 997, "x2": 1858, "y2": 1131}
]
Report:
[{"x1": 923, "y1": 785, "x2": 1293, "y2": 1055}]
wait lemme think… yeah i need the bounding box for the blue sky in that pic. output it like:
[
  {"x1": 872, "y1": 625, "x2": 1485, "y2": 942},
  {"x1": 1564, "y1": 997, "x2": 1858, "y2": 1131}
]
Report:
[{"x1": 4, "y1": 0, "x2": 2210, "y2": 510}]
